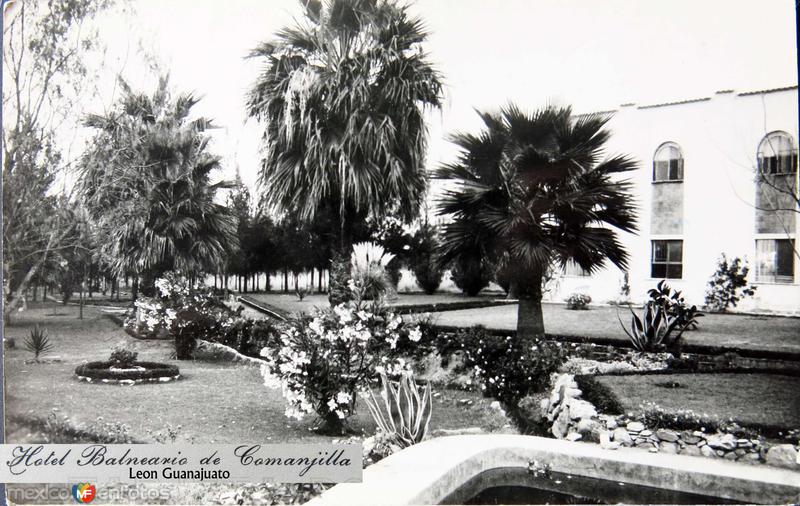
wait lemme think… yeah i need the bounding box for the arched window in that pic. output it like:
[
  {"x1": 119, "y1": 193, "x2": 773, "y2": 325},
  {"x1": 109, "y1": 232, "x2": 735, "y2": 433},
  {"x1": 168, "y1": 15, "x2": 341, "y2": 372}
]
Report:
[
  {"x1": 757, "y1": 131, "x2": 797, "y2": 174},
  {"x1": 653, "y1": 142, "x2": 683, "y2": 182}
]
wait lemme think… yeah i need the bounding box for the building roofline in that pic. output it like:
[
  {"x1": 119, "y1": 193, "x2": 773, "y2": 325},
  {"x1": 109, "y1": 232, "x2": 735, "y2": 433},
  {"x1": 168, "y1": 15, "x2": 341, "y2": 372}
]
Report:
[
  {"x1": 574, "y1": 84, "x2": 797, "y2": 116},
  {"x1": 737, "y1": 85, "x2": 798, "y2": 96}
]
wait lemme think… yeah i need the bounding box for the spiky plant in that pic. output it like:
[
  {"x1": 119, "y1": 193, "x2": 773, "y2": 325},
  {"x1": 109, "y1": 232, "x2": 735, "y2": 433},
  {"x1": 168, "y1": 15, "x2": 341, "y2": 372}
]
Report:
[
  {"x1": 436, "y1": 104, "x2": 639, "y2": 342},
  {"x1": 363, "y1": 371, "x2": 433, "y2": 448},
  {"x1": 25, "y1": 324, "x2": 54, "y2": 360}
]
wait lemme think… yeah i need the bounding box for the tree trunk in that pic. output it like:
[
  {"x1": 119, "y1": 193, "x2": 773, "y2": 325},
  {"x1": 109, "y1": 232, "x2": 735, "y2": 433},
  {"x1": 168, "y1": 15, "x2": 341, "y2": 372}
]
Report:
[
  {"x1": 517, "y1": 295, "x2": 545, "y2": 342},
  {"x1": 514, "y1": 266, "x2": 545, "y2": 343},
  {"x1": 131, "y1": 276, "x2": 139, "y2": 301}
]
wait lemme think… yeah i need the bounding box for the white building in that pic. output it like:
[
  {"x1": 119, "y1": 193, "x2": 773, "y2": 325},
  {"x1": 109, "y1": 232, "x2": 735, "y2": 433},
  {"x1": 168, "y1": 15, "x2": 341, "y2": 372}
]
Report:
[{"x1": 543, "y1": 85, "x2": 799, "y2": 314}]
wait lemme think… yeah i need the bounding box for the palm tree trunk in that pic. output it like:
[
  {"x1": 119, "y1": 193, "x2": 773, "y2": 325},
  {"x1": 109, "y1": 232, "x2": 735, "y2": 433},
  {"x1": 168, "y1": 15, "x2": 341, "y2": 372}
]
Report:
[{"x1": 514, "y1": 267, "x2": 545, "y2": 342}]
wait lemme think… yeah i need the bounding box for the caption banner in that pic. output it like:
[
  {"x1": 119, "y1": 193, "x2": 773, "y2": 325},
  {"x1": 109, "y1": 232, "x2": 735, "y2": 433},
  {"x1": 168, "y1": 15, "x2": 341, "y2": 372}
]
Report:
[{"x1": 0, "y1": 443, "x2": 362, "y2": 483}]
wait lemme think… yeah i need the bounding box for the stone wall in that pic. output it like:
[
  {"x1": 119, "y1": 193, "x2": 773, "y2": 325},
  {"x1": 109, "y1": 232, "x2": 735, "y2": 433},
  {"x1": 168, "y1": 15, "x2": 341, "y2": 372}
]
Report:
[{"x1": 540, "y1": 373, "x2": 800, "y2": 471}]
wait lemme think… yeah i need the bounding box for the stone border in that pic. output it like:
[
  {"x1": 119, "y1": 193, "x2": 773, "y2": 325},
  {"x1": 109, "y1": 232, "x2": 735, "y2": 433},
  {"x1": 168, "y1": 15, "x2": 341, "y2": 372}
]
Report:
[
  {"x1": 75, "y1": 374, "x2": 181, "y2": 385},
  {"x1": 307, "y1": 435, "x2": 800, "y2": 505}
]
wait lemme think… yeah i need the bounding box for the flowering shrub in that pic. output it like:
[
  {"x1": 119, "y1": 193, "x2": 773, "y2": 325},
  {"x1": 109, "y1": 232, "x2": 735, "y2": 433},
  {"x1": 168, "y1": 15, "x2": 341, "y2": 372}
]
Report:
[
  {"x1": 438, "y1": 326, "x2": 568, "y2": 411},
  {"x1": 126, "y1": 272, "x2": 242, "y2": 359},
  {"x1": 350, "y1": 242, "x2": 396, "y2": 300},
  {"x1": 565, "y1": 293, "x2": 592, "y2": 310},
  {"x1": 109, "y1": 346, "x2": 138, "y2": 368},
  {"x1": 259, "y1": 287, "x2": 422, "y2": 433}
]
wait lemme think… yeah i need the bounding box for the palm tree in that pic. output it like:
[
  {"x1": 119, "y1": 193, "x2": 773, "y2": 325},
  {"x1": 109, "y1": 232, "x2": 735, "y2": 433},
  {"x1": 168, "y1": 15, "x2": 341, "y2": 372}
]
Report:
[
  {"x1": 80, "y1": 76, "x2": 236, "y2": 295},
  {"x1": 436, "y1": 104, "x2": 639, "y2": 342},
  {"x1": 245, "y1": 0, "x2": 443, "y2": 254}
]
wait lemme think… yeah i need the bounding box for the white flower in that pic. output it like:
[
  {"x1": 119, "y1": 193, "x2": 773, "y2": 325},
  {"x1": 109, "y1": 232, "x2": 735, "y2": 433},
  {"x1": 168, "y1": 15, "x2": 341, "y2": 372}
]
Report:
[
  {"x1": 336, "y1": 392, "x2": 352, "y2": 405},
  {"x1": 408, "y1": 328, "x2": 422, "y2": 342}
]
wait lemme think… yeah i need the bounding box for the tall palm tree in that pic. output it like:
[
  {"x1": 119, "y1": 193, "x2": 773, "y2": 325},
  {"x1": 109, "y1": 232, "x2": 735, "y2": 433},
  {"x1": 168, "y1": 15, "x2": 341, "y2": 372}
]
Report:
[
  {"x1": 245, "y1": 0, "x2": 443, "y2": 253},
  {"x1": 436, "y1": 104, "x2": 639, "y2": 341},
  {"x1": 80, "y1": 76, "x2": 236, "y2": 294}
]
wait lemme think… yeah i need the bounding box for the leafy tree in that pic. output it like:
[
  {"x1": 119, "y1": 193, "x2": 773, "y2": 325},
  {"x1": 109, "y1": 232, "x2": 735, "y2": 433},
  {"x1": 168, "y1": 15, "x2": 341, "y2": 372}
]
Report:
[
  {"x1": 2, "y1": 0, "x2": 111, "y2": 321},
  {"x1": 80, "y1": 77, "x2": 237, "y2": 295},
  {"x1": 246, "y1": 0, "x2": 443, "y2": 299},
  {"x1": 436, "y1": 105, "x2": 638, "y2": 341},
  {"x1": 704, "y1": 254, "x2": 757, "y2": 312}
]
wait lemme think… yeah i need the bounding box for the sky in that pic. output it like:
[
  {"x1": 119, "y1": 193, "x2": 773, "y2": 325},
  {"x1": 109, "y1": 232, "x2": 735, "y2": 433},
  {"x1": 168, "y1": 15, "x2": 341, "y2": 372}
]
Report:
[{"x1": 84, "y1": 0, "x2": 800, "y2": 190}]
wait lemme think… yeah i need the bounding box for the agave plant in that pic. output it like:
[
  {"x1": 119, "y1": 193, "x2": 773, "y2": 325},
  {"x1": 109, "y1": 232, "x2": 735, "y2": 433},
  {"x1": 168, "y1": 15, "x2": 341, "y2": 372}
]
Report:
[
  {"x1": 618, "y1": 300, "x2": 701, "y2": 353},
  {"x1": 350, "y1": 242, "x2": 396, "y2": 300},
  {"x1": 647, "y1": 280, "x2": 703, "y2": 330},
  {"x1": 25, "y1": 324, "x2": 54, "y2": 360},
  {"x1": 364, "y1": 372, "x2": 433, "y2": 449}
]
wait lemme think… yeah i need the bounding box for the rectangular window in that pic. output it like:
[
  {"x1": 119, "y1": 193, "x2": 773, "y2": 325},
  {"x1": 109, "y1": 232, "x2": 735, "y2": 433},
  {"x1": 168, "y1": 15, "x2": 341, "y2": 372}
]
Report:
[
  {"x1": 755, "y1": 239, "x2": 795, "y2": 283},
  {"x1": 653, "y1": 159, "x2": 683, "y2": 181},
  {"x1": 758, "y1": 153, "x2": 798, "y2": 175},
  {"x1": 651, "y1": 240, "x2": 683, "y2": 279},
  {"x1": 563, "y1": 260, "x2": 590, "y2": 277}
]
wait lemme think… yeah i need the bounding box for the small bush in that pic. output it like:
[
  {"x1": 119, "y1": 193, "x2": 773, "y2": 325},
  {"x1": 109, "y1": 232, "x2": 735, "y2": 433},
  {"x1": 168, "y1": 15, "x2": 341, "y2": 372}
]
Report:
[
  {"x1": 410, "y1": 223, "x2": 444, "y2": 295},
  {"x1": 565, "y1": 293, "x2": 592, "y2": 310},
  {"x1": 451, "y1": 257, "x2": 493, "y2": 296},
  {"x1": 296, "y1": 287, "x2": 308, "y2": 301},
  {"x1": 704, "y1": 254, "x2": 756, "y2": 312},
  {"x1": 441, "y1": 326, "x2": 568, "y2": 409},
  {"x1": 109, "y1": 346, "x2": 138, "y2": 368}
]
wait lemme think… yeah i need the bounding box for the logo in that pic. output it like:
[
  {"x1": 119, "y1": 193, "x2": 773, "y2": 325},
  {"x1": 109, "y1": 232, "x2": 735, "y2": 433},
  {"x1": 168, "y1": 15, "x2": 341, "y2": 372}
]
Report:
[{"x1": 72, "y1": 483, "x2": 96, "y2": 503}]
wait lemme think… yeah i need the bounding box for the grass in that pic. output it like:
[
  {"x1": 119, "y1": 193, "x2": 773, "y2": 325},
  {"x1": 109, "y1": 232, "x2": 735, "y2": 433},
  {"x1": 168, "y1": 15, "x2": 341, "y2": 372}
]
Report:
[
  {"x1": 426, "y1": 303, "x2": 800, "y2": 355},
  {"x1": 596, "y1": 372, "x2": 800, "y2": 430},
  {"x1": 246, "y1": 292, "x2": 506, "y2": 317},
  {"x1": 3, "y1": 303, "x2": 512, "y2": 445}
]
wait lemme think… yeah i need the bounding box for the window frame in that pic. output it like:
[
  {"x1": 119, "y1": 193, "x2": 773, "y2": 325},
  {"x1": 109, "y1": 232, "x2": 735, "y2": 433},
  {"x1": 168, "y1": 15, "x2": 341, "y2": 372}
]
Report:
[
  {"x1": 652, "y1": 142, "x2": 685, "y2": 183},
  {"x1": 757, "y1": 131, "x2": 798, "y2": 175},
  {"x1": 650, "y1": 239, "x2": 683, "y2": 279},
  {"x1": 754, "y1": 237, "x2": 796, "y2": 284}
]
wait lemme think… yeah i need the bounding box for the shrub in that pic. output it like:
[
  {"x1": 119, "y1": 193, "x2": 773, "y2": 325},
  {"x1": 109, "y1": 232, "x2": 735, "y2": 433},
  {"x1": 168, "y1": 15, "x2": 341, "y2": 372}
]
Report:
[
  {"x1": 127, "y1": 272, "x2": 241, "y2": 359},
  {"x1": 363, "y1": 371, "x2": 433, "y2": 448},
  {"x1": 565, "y1": 293, "x2": 592, "y2": 310},
  {"x1": 704, "y1": 254, "x2": 757, "y2": 312},
  {"x1": 109, "y1": 346, "x2": 138, "y2": 368},
  {"x1": 350, "y1": 242, "x2": 396, "y2": 300},
  {"x1": 25, "y1": 324, "x2": 53, "y2": 360},
  {"x1": 258, "y1": 286, "x2": 423, "y2": 434},
  {"x1": 450, "y1": 256, "x2": 493, "y2": 296},
  {"x1": 440, "y1": 326, "x2": 567, "y2": 410},
  {"x1": 296, "y1": 287, "x2": 308, "y2": 301},
  {"x1": 409, "y1": 223, "x2": 444, "y2": 295}
]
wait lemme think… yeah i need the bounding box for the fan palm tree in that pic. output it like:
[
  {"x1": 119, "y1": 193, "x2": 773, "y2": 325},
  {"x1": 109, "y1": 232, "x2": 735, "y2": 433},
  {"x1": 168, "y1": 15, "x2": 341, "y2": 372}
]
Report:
[
  {"x1": 80, "y1": 76, "x2": 236, "y2": 294},
  {"x1": 245, "y1": 0, "x2": 443, "y2": 253},
  {"x1": 436, "y1": 104, "x2": 639, "y2": 342}
]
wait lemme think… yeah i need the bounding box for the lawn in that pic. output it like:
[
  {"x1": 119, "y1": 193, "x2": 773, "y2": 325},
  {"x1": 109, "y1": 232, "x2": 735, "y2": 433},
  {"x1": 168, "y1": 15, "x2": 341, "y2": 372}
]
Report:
[
  {"x1": 3, "y1": 304, "x2": 510, "y2": 445},
  {"x1": 427, "y1": 303, "x2": 800, "y2": 355},
  {"x1": 596, "y1": 372, "x2": 800, "y2": 430},
  {"x1": 245, "y1": 292, "x2": 507, "y2": 317}
]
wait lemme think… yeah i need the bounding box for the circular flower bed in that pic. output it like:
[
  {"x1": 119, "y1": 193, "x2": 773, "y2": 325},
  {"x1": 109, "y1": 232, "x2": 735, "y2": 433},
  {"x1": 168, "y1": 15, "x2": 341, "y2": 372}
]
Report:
[{"x1": 75, "y1": 361, "x2": 181, "y2": 385}]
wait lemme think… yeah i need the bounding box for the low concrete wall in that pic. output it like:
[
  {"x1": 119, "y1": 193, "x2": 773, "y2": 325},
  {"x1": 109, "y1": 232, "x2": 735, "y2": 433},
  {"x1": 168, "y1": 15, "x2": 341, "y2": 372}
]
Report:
[{"x1": 306, "y1": 435, "x2": 800, "y2": 505}]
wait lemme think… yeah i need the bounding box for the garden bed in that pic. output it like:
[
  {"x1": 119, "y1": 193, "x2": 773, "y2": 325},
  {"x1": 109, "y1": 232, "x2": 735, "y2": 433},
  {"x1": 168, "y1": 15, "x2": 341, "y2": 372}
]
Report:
[{"x1": 75, "y1": 361, "x2": 181, "y2": 385}]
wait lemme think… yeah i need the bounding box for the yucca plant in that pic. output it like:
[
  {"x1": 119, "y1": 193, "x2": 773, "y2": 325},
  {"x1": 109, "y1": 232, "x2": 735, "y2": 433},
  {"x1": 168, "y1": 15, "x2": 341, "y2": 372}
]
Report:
[
  {"x1": 25, "y1": 324, "x2": 54, "y2": 361},
  {"x1": 364, "y1": 372, "x2": 433, "y2": 449}
]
